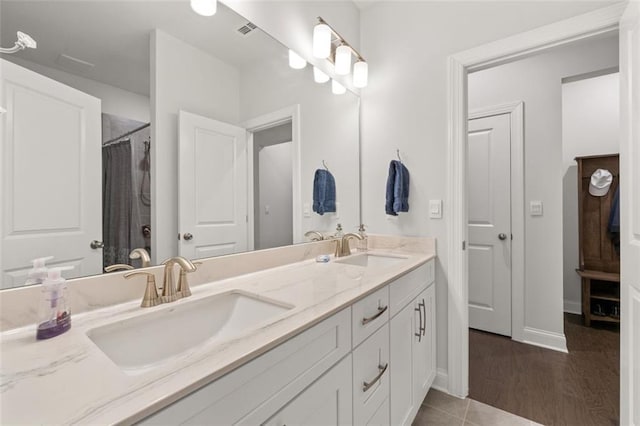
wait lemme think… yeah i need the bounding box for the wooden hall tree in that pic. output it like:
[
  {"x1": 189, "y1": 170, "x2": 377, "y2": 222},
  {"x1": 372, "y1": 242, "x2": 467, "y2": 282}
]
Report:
[{"x1": 575, "y1": 153, "x2": 620, "y2": 326}]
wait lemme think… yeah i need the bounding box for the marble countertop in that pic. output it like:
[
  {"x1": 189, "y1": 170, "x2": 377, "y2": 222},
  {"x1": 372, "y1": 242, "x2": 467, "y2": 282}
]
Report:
[{"x1": 1, "y1": 242, "x2": 434, "y2": 425}]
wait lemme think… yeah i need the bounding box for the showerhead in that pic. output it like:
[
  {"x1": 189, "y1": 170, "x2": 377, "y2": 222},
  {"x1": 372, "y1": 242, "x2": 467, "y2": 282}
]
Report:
[
  {"x1": 0, "y1": 31, "x2": 37, "y2": 54},
  {"x1": 17, "y1": 31, "x2": 37, "y2": 49}
]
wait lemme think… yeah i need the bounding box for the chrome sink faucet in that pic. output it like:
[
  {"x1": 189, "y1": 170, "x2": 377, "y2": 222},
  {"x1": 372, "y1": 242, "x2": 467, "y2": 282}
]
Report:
[
  {"x1": 335, "y1": 233, "x2": 364, "y2": 257},
  {"x1": 161, "y1": 256, "x2": 197, "y2": 302}
]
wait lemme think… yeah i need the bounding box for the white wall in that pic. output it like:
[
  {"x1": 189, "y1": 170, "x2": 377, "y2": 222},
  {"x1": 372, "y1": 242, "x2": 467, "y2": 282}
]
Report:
[
  {"x1": 5, "y1": 56, "x2": 150, "y2": 123},
  {"x1": 239, "y1": 56, "x2": 360, "y2": 237},
  {"x1": 359, "y1": 1, "x2": 617, "y2": 381},
  {"x1": 562, "y1": 72, "x2": 620, "y2": 314},
  {"x1": 151, "y1": 29, "x2": 240, "y2": 262},
  {"x1": 258, "y1": 142, "x2": 294, "y2": 249}
]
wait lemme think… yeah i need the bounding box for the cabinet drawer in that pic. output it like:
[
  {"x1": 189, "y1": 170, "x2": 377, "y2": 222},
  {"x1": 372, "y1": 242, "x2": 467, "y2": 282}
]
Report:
[
  {"x1": 140, "y1": 308, "x2": 351, "y2": 425},
  {"x1": 352, "y1": 285, "x2": 389, "y2": 348},
  {"x1": 352, "y1": 323, "x2": 390, "y2": 425},
  {"x1": 389, "y1": 260, "x2": 433, "y2": 317}
]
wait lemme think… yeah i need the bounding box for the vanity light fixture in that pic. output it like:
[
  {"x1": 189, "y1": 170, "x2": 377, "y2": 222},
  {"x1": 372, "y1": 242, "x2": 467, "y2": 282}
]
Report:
[
  {"x1": 353, "y1": 61, "x2": 369, "y2": 88},
  {"x1": 332, "y1": 79, "x2": 346, "y2": 95},
  {"x1": 190, "y1": 0, "x2": 217, "y2": 17},
  {"x1": 313, "y1": 17, "x2": 368, "y2": 88},
  {"x1": 288, "y1": 49, "x2": 307, "y2": 69},
  {"x1": 313, "y1": 22, "x2": 332, "y2": 58},
  {"x1": 334, "y1": 45, "x2": 352, "y2": 75},
  {"x1": 313, "y1": 67, "x2": 330, "y2": 83},
  {"x1": 0, "y1": 31, "x2": 37, "y2": 54}
]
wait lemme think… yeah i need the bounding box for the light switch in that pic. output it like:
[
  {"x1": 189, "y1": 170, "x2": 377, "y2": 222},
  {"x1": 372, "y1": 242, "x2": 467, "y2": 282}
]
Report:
[
  {"x1": 303, "y1": 202, "x2": 310, "y2": 217},
  {"x1": 429, "y1": 200, "x2": 443, "y2": 219},
  {"x1": 530, "y1": 200, "x2": 543, "y2": 216}
]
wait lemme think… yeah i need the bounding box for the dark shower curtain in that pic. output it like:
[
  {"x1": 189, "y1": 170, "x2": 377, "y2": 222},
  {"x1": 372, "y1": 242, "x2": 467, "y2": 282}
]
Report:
[{"x1": 102, "y1": 141, "x2": 133, "y2": 268}]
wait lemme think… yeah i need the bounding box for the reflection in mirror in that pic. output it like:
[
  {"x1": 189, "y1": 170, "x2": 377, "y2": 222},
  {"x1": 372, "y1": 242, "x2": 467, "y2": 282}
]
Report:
[{"x1": 0, "y1": 1, "x2": 360, "y2": 289}]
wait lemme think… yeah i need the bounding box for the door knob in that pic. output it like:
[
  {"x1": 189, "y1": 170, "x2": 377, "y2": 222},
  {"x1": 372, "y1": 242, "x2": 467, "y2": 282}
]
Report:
[
  {"x1": 90, "y1": 240, "x2": 104, "y2": 249},
  {"x1": 498, "y1": 233, "x2": 507, "y2": 240},
  {"x1": 183, "y1": 233, "x2": 193, "y2": 241}
]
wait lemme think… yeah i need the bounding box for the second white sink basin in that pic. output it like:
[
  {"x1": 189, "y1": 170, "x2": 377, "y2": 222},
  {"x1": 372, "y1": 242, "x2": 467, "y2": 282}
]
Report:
[
  {"x1": 335, "y1": 253, "x2": 408, "y2": 268},
  {"x1": 87, "y1": 291, "x2": 292, "y2": 374}
]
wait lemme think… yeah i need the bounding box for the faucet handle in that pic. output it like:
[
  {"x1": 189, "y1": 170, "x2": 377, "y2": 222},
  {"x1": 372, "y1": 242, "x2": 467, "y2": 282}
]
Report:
[
  {"x1": 124, "y1": 271, "x2": 161, "y2": 308},
  {"x1": 177, "y1": 261, "x2": 201, "y2": 298}
]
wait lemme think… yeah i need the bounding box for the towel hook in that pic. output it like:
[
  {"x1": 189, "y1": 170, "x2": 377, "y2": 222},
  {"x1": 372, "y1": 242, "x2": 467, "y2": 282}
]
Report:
[
  {"x1": 322, "y1": 160, "x2": 329, "y2": 171},
  {"x1": 396, "y1": 149, "x2": 402, "y2": 163}
]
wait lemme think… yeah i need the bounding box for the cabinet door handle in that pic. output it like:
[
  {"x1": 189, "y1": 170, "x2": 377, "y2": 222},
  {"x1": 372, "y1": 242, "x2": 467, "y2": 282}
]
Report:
[
  {"x1": 415, "y1": 305, "x2": 422, "y2": 342},
  {"x1": 361, "y1": 305, "x2": 388, "y2": 325},
  {"x1": 421, "y1": 298, "x2": 427, "y2": 337},
  {"x1": 362, "y1": 363, "x2": 388, "y2": 392}
]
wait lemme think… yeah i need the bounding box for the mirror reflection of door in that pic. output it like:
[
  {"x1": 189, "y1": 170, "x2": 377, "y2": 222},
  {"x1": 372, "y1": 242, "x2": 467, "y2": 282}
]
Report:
[
  {"x1": 1, "y1": 59, "x2": 102, "y2": 285},
  {"x1": 253, "y1": 122, "x2": 293, "y2": 250}
]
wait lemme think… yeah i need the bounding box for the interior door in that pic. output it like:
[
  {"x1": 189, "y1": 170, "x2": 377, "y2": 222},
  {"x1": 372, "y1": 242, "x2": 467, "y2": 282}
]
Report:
[
  {"x1": 467, "y1": 113, "x2": 512, "y2": 336},
  {"x1": 178, "y1": 110, "x2": 248, "y2": 260},
  {"x1": 0, "y1": 59, "x2": 102, "y2": 287},
  {"x1": 619, "y1": 2, "x2": 640, "y2": 424}
]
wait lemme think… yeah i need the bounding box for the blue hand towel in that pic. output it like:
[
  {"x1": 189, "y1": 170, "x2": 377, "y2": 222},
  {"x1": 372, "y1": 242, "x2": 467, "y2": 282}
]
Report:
[
  {"x1": 385, "y1": 160, "x2": 409, "y2": 215},
  {"x1": 313, "y1": 169, "x2": 336, "y2": 215}
]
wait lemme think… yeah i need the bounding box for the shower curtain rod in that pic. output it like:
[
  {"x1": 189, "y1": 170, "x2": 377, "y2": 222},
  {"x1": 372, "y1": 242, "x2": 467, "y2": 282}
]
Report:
[{"x1": 103, "y1": 122, "x2": 150, "y2": 146}]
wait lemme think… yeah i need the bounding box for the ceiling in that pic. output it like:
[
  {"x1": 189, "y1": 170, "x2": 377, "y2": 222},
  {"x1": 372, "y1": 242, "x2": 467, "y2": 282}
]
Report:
[{"x1": 0, "y1": 1, "x2": 284, "y2": 96}]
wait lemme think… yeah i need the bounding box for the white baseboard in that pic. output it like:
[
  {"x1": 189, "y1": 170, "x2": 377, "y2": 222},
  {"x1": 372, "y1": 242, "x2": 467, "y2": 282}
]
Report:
[
  {"x1": 431, "y1": 368, "x2": 449, "y2": 393},
  {"x1": 564, "y1": 299, "x2": 582, "y2": 315},
  {"x1": 523, "y1": 326, "x2": 568, "y2": 353}
]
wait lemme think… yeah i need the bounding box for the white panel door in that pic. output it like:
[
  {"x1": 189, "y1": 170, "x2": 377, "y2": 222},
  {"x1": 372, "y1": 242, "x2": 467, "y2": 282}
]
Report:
[
  {"x1": 1, "y1": 59, "x2": 102, "y2": 287},
  {"x1": 467, "y1": 113, "x2": 512, "y2": 336},
  {"x1": 178, "y1": 111, "x2": 247, "y2": 260},
  {"x1": 619, "y1": 2, "x2": 640, "y2": 424}
]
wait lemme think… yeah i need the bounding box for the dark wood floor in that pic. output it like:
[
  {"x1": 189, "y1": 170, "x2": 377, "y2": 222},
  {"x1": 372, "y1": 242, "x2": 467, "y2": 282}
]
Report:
[{"x1": 469, "y1": 314, "x2": 619, "y2": 426}]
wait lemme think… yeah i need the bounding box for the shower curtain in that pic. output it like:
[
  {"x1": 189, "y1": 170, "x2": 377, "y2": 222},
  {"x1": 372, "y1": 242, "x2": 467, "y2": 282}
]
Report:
[{"x1": 102, "y1": 141, "x2": 134, "y2": 268}]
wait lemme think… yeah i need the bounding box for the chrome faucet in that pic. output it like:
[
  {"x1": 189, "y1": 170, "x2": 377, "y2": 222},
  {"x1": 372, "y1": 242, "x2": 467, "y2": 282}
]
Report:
[
  {"x1": 304, "y1": 230, "x2": 324, "y2": 242},
  {"x1": 334, "y1": 233, "x2": 364, "y2": 257},
  {"x1": 161, "y1": 256, "x2": 197, "y2": 302},
  {"x1": 129, "y1": 248, "x2": 151, "y2": 267}
]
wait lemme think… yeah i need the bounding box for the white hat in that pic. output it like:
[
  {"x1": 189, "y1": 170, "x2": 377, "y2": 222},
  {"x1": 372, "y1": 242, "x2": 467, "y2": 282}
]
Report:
[{"x1": 589, "y1": 169, "x2": 613, "y2": 196}]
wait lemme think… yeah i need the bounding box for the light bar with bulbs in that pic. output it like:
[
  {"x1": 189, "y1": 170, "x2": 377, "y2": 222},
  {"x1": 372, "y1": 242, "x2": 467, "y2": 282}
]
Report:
[{"x1": 312, "y1": 16, "x2": 368, "y2": 89}]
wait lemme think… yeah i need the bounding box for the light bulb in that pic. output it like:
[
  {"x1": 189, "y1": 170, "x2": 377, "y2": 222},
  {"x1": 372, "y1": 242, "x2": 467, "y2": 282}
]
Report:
[
  {"x1": 332, "y1": 79, "x2": 346, "y2": 95},
  {"x1": 313, "y1": 67, "x2": 330, "y2": 84},
  {"x1": 335, "y1": 45, "x2": 352, "y2": 75},
  {"x1": 313, "y1": 23, "x2": 332, "y2": 59},
  {"x1": 190, "y1": 0, "x2": 217, "y2": 16},
  {"x1": 288, "y1": 50, "x2": 307, "y2": 70},
  {"x1": 353, "y1": 61, "x2": 368, "y2": 88}
]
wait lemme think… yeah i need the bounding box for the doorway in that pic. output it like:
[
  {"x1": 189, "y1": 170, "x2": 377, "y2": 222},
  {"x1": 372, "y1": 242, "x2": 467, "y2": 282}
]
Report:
[
  {"x1": 252, "y1": 123, "x2": 294, "y2": 250},
  {"x1": 446, "y1": 3, "x2": 637, "y2": 423}
]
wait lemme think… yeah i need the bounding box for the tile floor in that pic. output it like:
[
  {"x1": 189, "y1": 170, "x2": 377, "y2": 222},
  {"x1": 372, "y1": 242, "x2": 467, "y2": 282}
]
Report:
[{"x1": 413, "y1": 389, "x2": 541, "y2": 426}]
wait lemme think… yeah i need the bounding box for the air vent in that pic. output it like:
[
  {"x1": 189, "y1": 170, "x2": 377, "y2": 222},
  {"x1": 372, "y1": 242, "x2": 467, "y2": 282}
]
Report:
[{"x1": 237, "y1": 22, "x2": 257, "y2": 36}]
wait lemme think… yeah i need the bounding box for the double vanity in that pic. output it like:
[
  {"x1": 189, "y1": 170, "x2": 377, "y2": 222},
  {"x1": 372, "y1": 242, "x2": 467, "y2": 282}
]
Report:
[{"x1": 0, "y1": 235, "x2": 436, "y2": 425}]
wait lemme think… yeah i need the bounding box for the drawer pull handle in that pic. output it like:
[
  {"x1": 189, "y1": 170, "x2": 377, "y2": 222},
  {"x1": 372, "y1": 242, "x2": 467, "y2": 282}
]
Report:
[
  {"x1": 361, "y1": 305, "x2": 388, "y2": 325},
  {"x1": 420, "y1": 298, "x2": 427, "y2": 337},
  {"x1": 362, "y1": 363, "x2": 389, "y2": 392}
]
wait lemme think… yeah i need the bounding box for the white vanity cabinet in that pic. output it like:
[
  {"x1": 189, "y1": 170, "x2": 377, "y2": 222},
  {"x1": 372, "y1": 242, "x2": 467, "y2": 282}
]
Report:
[
  {"x1": 140, "y1": 258, "x2": 436, "y2": 426},
  {"x1": 389, "y1": 263, "x2": 436, "y2": 426}
]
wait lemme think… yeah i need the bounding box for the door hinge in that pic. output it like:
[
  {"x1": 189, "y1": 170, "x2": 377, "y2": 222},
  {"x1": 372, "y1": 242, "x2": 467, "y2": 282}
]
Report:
[
  {"x1": 462, "y1": 241, "x2": 466, "y2": 250},
  {"x1": 246, "y1": 215, "x2": 248, "y2": 223}
]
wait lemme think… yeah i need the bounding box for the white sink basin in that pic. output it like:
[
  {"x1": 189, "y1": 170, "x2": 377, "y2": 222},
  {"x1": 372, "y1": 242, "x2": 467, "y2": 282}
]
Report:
[
  {"x1": 335, "y1": 253, "x2": 408, "y2": 268},
  {"x1": 87, "y1": 291, "x2": 292, "y2": 374}
]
